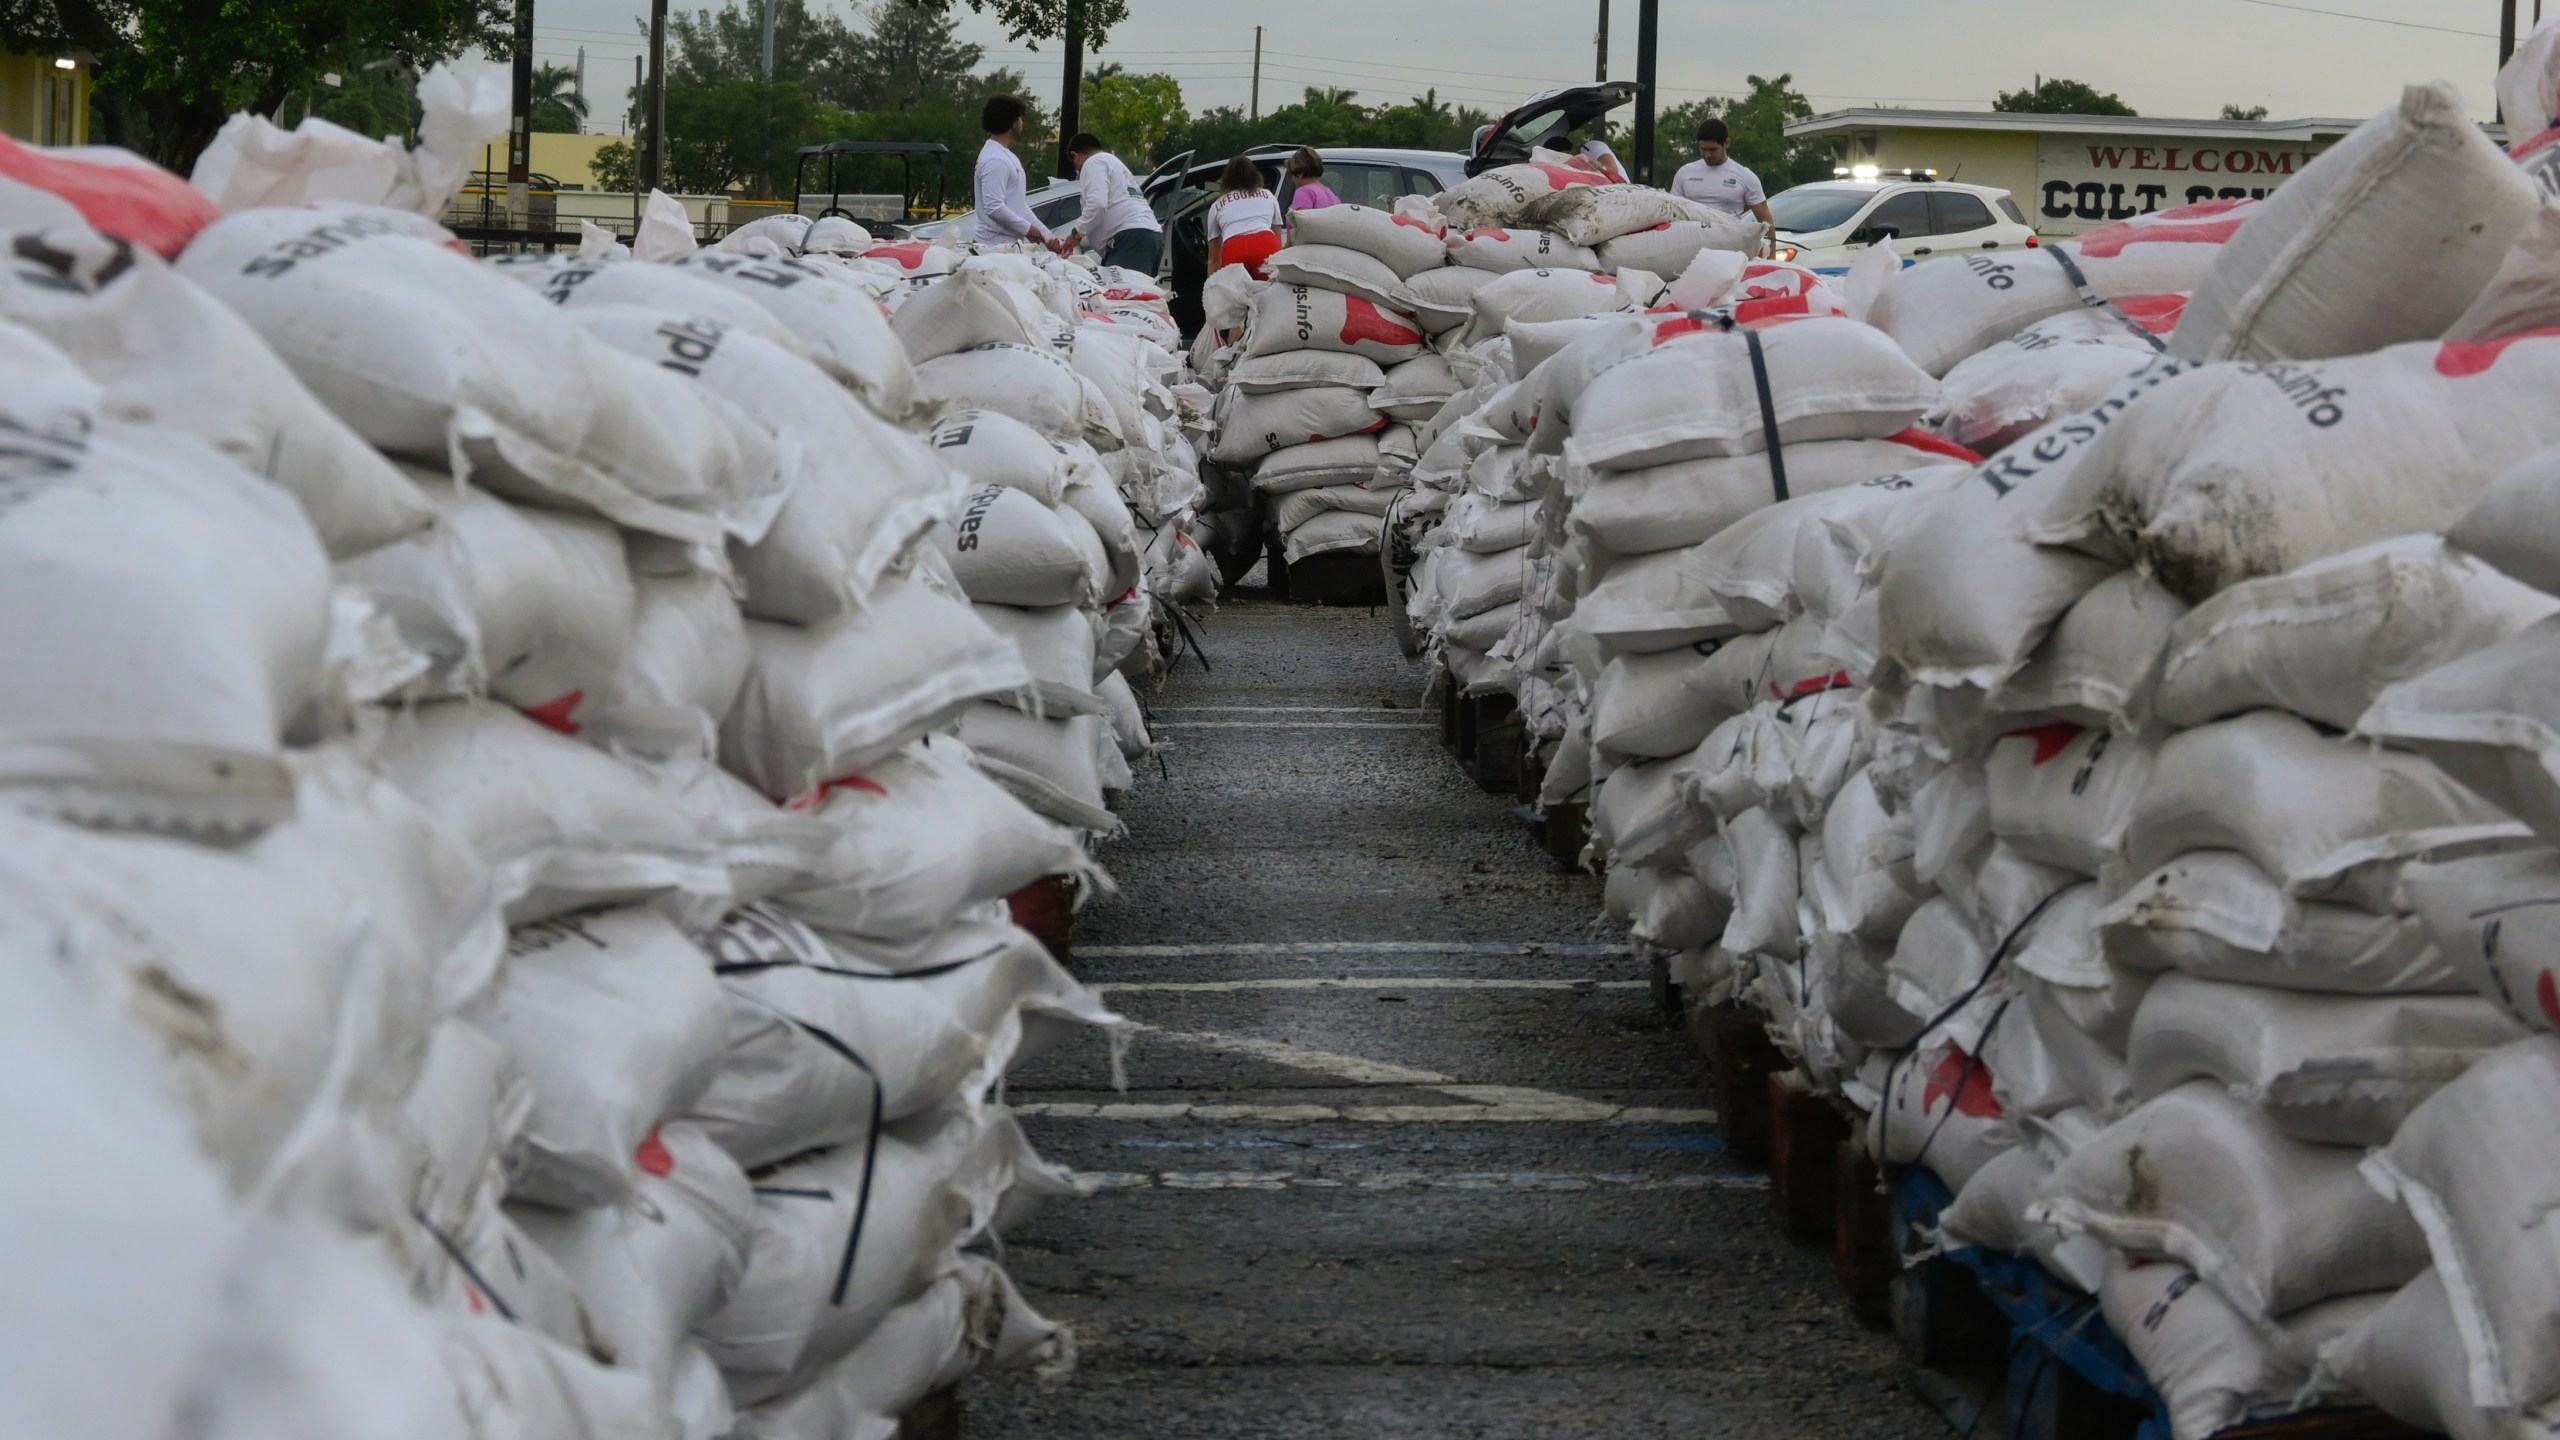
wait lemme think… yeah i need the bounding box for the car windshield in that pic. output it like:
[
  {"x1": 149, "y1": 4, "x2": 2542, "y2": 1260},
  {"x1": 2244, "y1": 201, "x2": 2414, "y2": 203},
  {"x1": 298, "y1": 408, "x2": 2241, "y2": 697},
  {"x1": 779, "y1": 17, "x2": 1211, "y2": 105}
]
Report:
[{"x1": 1768, "y1": 187, "x2": 1876, "y2": 234}]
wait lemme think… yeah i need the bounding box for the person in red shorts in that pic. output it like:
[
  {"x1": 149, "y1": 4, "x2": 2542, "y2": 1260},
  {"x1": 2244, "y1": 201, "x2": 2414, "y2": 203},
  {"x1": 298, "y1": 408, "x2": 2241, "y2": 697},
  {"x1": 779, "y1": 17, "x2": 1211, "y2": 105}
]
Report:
[{"x1": 1207, "y1": 155, "x2": 1283, "y2": 279}]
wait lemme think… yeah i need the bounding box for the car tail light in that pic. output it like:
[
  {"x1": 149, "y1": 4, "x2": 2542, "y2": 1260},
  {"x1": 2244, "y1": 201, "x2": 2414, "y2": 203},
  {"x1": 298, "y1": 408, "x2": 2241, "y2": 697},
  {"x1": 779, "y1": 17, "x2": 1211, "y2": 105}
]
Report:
[
  {"x1": 2024, "y1": 235, "x2": 2039, "y2": 247},
  {"x1": 1775, "y1": 244, "x2": 1798, "y2": 262}
]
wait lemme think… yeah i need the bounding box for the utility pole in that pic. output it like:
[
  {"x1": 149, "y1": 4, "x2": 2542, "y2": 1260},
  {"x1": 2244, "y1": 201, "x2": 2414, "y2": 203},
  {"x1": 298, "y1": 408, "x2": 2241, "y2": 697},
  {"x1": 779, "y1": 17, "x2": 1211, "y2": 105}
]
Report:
[
  {"x1": 630, "y1": 55, "x2": 643, "y2": 230},
  {"x1": 575, "y1": 45, "x2": 586, "y2": 130},
  {"x1": 508, "y1": 0, "x2": 533, "y2": 225},
  {"x1": 1632, "y1": 0, "x2": 1658, "y2": 184},
  {"x1": 2500, "y1": 0, "x2": 2520, "y2": 123},
  {"x1": 1595, "y1": 0, "x2": 1608, "y2": 82},
  {"x1": 759, "y1": 0, "x2": 777, "y2": 199},
  {"x1": 760, "y1": 0, "x2": 776, "y2": 75},
  {"x1": 1251, "y1": 25, "x2": 1263, "y2": 121},
  {"x1": 642, "y1": 0, "x2": 668, "y2": 193},
  {"x1": 1058, "y1": 0, "x2": 1085, "y2": 179}
]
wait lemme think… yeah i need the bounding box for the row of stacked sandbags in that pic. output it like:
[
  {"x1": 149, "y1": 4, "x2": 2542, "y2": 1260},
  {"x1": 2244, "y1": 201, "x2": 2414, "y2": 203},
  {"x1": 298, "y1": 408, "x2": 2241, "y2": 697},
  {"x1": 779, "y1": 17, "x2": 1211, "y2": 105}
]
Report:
[
  {"x1": 1394, "y1": 46, "x2": 2560, "y2": 1440},
  {"x1": 1190, "y1": 151, "x2": 1767, "y2": 583},
  {"x1": 0, "y1": 71, "x2": 1211, "y2": 1440}
]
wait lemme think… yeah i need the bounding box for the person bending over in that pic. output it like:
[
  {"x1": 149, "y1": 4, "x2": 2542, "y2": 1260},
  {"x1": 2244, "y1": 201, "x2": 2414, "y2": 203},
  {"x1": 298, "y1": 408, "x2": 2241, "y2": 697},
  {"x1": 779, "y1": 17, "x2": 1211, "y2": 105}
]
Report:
[
  {"x1": 1207, "y1": 155, "x2": 1283, "y2": 279},
  {"x1": 1057, "y1": 131, "x2": 1165, "y2": 275},
  {"x1": 972, "y1": 95, "x2": 1047, "y2": 249}
]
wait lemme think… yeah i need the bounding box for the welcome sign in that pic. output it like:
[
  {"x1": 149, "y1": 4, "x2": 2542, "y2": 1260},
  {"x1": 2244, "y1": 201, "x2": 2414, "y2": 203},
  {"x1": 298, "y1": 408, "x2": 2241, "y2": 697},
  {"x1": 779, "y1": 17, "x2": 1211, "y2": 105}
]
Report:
[{"x1": 2032, "y1": 132, "x2": 2323, "y2": 232}]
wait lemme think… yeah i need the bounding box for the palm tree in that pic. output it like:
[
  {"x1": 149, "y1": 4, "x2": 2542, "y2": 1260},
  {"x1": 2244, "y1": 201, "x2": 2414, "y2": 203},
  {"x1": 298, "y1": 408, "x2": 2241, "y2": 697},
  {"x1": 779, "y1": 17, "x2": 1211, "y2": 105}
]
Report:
[{"x1": 530, "y1": 62, "x2": 589, "y2": 134}]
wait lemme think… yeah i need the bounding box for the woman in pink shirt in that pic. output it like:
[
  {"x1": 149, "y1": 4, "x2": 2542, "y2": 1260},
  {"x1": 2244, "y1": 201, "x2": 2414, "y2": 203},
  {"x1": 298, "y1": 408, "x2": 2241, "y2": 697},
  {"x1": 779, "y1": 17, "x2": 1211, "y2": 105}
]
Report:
[{"x1": 1285, "y1": 148, "x2": 1340, "y2": 239}]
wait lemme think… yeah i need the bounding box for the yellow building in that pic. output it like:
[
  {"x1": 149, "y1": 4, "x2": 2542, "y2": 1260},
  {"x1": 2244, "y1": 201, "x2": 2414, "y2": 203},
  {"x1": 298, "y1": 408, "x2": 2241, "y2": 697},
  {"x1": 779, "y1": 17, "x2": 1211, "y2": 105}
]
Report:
[
  {"x1": 1, "y1": 50, "x2": 90, "y2": 145},
  {"x1": 1783, "y1": 109, "x2": 2379, "y2": 235},
  {"x1": 529, "y1": 131, "x2": 619, "y2": 188}
]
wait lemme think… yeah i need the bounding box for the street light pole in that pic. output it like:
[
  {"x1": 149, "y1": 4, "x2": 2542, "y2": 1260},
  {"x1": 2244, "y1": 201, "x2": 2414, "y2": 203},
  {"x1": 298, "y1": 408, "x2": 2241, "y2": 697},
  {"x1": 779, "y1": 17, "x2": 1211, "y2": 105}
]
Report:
[
  {"x1": 1058, "y1": 0, "x2": 1085, "y2": 179},
  {"x1": 1632, "y1": 0, "x2": 1658, "y2": 184},
  {"x1": 1595, "y1": 0, "x2": 1608, "y2": 82},
  {"x1": 508, "y1": 0, "x2": 533, "y2": 226}
]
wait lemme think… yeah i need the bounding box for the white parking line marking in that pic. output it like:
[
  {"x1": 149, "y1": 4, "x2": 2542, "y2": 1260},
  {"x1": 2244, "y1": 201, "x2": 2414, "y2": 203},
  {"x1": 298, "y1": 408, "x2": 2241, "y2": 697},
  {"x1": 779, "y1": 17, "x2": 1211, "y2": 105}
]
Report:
[
  {"x1": 1074, "y1": 1169, "x2": 1766, "y2": 1193},
  {"x1": 1119, "y1": 1024, "x2": 1704, "y2": 1125},
  {"x1": 1078, "y1": 941, "x2": 1632, "y2": 958},
  {"x1": 1014, "y1": 1100, "x2": 1719, "y2": 1124},
  {"x1": 1093, "y1": 978, "x2": 1645, "y2": 993}
]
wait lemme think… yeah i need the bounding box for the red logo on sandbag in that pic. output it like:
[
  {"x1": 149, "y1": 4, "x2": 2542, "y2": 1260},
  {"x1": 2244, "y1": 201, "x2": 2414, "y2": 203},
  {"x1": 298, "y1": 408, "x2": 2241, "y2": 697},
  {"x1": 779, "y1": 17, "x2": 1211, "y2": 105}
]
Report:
[
  {"x1": 1925, "y1": 1048, "x2": 2004, "y2": 1119},
  {"x1": 2435, "y1": 326, "x2": 2560, "y2": 377},
  {"x1": 636, "y1": 1127, "x2": 675, "y2": 1177},
  {"x1": 1390, "y1": 215, "x2": 1443, "y2": 234},
  {"x1": 790, "y1": 773, "x2": 890, "y2": 809},
  {"x1": 2073, "y1": 206, "x2": 2249, "y2": 258},
  {"x1": 863, "y1": 242, "x2": 935, "y2": 269},
  {"x1": 1883, "y1": 427, "x2": 1985, "y2": 464},
  {"x1": 1462, "y1": 227, "x2": 1512, "y2": 242},
  {"x1": 1337, "y1": 296, "x2": 1421, "y2": 348},
  {"x1": 522, "y1": 692, "x2": 586, "y2": 735},
  {"x1": 1528, "y1": 162, "x2": 1605, "y2": 188},
  {"x1": 1774, "y1": 671, "x2": 1854, "y2": 701},
  {"x1": 2537, "y1": 970, "x2": 2560, "y2": 1031},
  {"x1": 2008, "y1": 722, "x2": 2084, "y2": 765}
]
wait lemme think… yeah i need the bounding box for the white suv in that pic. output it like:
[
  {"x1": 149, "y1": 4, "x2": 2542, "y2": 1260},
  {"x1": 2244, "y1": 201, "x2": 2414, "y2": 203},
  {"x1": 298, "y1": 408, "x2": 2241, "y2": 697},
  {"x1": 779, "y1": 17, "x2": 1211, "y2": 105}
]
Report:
[{"x1": 1767, "y1": 178, "x2": 2038, "y2": 274}]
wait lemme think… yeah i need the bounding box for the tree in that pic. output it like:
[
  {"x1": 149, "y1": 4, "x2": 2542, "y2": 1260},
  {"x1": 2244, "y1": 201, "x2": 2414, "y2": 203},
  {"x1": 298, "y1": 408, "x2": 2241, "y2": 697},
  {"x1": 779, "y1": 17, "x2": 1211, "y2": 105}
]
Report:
[
  {"x1": 840, "y1": 0, "x2": 991, "y2": 112},
  {"x1": 1640, "y1": 75, "x2": 1829, "y2": 193},
  {"x1": 529, "y1": 60, "x2": 586, "y2": 134},
  {"x1": 666, "y1": 0, "x2": 857, "y2": 94},
  {"x1": 1080, "y1": 70, "x2": 1184, "y2": 157},
  {"x1": 664, "y1": 73, "x2": 853, "y2": 193},
  {"x1": 2221, "y1": 102, "x2": 2269, "y2": 121},
  {"x1": 1, "y1": 0, "x2": 508, "y2": 168},
  {"x1": 1993, "y1": 77, "x2": 2136, "y2": 116},
  {"x1": 591, "y1": 137, "x2": 636, "y2": 190},
  {"x1": 923, "y1": 0, "x2": 1126, "y2": 50}
]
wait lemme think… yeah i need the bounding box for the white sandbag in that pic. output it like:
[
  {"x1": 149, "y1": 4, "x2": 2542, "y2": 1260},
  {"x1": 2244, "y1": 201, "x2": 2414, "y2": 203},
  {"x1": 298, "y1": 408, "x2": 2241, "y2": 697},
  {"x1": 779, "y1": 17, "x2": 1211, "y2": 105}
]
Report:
[
  {"x1": 2119, "y1": 710, "x2": 2525, "y2": 906},
  {"x1": 1927, "y1": 295, "x2": 2183, "y2": 454},
  {"x1": 0, "y1": 376, "x2": 328, "y2": 833},
  {"x1": 1596, "y1": 216, "x2": 1764, "y2": 278},
  {"x1": 1681, "y1": 466, "x2": 1959, "y2": 628},
  {"x1": 913, "y1": 342, "x2": 1107, "y2": 442},
  {"x1": 2028, "y1": 1082, "x2": 2429, "y2": 1324},
  {"x1": 698, "y1": 1108, "x2": 1070, "y2": 1405},
  {"x1": 696, "y1": 909, "x2": 1113, "y2": 1164},
  {"x1": 1520, "y1": 183, "x2": 1723, "y2": 246},
  {"x1": 2173, "y1": 83, "x2": 2539, "y2": 365},
  {"x1": 2126, "y1": 973, "x2": 2527, "y2": 1146},
  {"x1": 2448, "y1": 443, "x2": 2560, "y2": 596},
  {"x1": 175, "y1": 208, "x2": 738, "y2": 545},
  {"x1": 2404, "y1": 846, "x2": 2560, "y2": 1034},
  {"x1": 1589, "y1": 753, "x2": 1712, "y2": 869},
  {"x1": 924, "y1": 408, "x2": 1069, "y2": 505},
  {"x1": 2, "y1": 222, "x2": 434, "y2": 557},
  {"x1": 1282, "y1": 507, "x2": 1382, "y2": 563},
  {"x1": 511, "y1": 1123, "x2": 753, "y2": 1396},
  {"x1": 1239, "y1": 283, "x2": 1427, "y2": 364},
  {"x1": 473, "y1": 906, "x2": 726, "y2": 1209},
  {"x1": 2316, "y1": 1269, "x2": 2551, "y2": 1440},
  {"x1": 2102, "y1": 1256, "x2": 2382, "y2": 1440},
  {"x1": 571, "y1": 308, "x2": 952, "y2": 621},
  {"x1": 719, "y1": 569, "x2": 1031, "y2": 800},
  {"x1": 1984, "y1": 723, "x2": 2155, "y2": 877},
  {"x1": 335, "y1": 473, "x2": 634, "y2": 730},
  {"x1": 776, "y1": 736, "x2": 1085, "y2": 945},
  {"x1": 1565, "y1": 318, "x2": 1941, "y2": 472},
  {"x1": 1570, "y1": 436, "x2": 1960, "y2": 558},
  {"x1": 1209, "y1": 385, "x2": 1384, "y2": 465},
  {"x1": 1228, "y1": 349, "x2": 1386, "y2": 395},
  {"x1": 1817, "y1": 767, "x2": 1931, "y2": 941},
  {"x1": 740, "y1": 1254, "x2": 1060, "y2": 1440},
  {"x1": 936, "y1": 484, "x2": 1097, "y2": 607},
  {"x1": 2157, "y1": 536, "x2": 2559, "y2": 731},
  {"x1": 2087, "y1": 331, "x2": 2560, "y2": 605},
  {"x1": 1274, "y1": 479, "x2": 1402, "y2": 533},
  {"x1": 2103, "y1": 850, "x2": 2461, "y2": 994},
  {"x1": 1459, "y1": 266, "x2": 1633, "y2": 345},
  {"x1": 1940, "y1": 1144, "x2": 2110, "y2": 1291},
  {"x1": 589, "y1": 569, "x2": 751, "y2": 760},
  {"x1": 493, "y1": 252, "x2": 800, "y2": 350},
  {"x1": 0, "y1": 947, "x2": 240, "y2": 1440},
  {"x1": 957, "y1": 704, "x2": 1116, "y2": 831},
  {"x1": 670, "y1": 250, "x2": 918, "y2": 419},
  {"x1": 1987, "y1": 569, "x2": 2187, "y2": 729},
  {"x1": 1393, "y1": 265, "x2": 1503, "y2": 333},
  {"x1": 1287, "y1": 203, "x2": 1450, "y2": 278},
  {"x1": 1433, "y1": 159, "x2": 1609, "y2": 229},
  {"x1": 1590, "y1": 620, "x2": 1832, "y2": 760},
  {"x1": 2361, "y1": 614, "x2": 2560, "y2": 848},
  {"x1": 377, "y1": 700, "x2": 731, "y2": 925},
  {"x1": 889, "y1": 263, "x2": 1056, "y2": 363},
  {"x1": 439, "y1": 1297, "x2": 673, "y2": 1439},
  {"x1": 1265, "y1": 244, "x2": 1405, "y2": 308},
  {"x1": 186, "y1": 59, "x2": 504, "y2": 218},
  {"x1": 1872, "y1": 200, "x2": 2251, "y2": 376},
  {"x1": 2361, "y1": 1036, "x2": 2560, "y2": 1412},
  {"x1": 1868, "y1": 1039, "x2": 2018, "y2": 1192},
  {"x1": 1720, "y1": 806, "x2": 1802, "y2": 959}
]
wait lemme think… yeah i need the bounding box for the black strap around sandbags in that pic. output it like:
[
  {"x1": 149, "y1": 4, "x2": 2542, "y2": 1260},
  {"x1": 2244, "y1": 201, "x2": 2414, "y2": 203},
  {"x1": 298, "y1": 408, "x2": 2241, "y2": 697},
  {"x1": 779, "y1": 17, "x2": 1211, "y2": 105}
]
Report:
[
  {"x1": 2046, "y1": 245, "x2": 2166, "y2": 353},
  {"x1": 1742, "y1": 327, "x2": 1790, "y2": 502}
]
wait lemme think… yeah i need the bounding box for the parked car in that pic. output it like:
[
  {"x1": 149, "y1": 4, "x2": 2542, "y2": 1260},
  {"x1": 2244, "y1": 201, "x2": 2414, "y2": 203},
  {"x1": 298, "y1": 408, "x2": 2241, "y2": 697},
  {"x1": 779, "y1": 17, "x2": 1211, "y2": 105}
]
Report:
[
  {"x1": 903, "y1": 175, "x2": 1087, "y2": 243},
  {"x1": 1142, "y1": 145, "x2": 1471, "y2": 336},
  {"x1": 1767, "y1": 175, "x2": 2037, "y2": 273},
  {"x1": 1464, "y1": 81, "x2": 1639, "y2": 176}
]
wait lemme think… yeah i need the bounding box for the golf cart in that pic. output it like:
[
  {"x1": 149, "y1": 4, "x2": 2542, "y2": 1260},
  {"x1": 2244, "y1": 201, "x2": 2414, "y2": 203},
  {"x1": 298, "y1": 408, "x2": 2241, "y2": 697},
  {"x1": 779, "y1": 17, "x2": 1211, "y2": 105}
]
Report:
[
  {"x1": 1464, "y1": 81, "x2": 1640, "y2": 176},
  {"x1": 792, "y1": 141, "x2": 951, "y2": 237}
]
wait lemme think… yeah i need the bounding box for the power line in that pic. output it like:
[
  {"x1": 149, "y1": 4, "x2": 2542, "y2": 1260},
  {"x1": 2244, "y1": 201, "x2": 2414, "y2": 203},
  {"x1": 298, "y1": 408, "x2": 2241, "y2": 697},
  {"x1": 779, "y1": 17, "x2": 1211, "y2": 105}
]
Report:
[{"x1": 2230, "y1": 0, "x2": 2497, "y2": 36}]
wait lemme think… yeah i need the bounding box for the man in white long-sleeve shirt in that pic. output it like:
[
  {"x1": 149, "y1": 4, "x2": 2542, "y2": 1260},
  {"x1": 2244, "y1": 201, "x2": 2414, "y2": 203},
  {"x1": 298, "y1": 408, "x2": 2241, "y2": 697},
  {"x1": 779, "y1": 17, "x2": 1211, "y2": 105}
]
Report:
[
  {"x1": 972, "y1": 95, "x2": 1046, "y2": 248},
  {"x1": 1057, "y1": 132, "x2": 1164, "y2": 275}
]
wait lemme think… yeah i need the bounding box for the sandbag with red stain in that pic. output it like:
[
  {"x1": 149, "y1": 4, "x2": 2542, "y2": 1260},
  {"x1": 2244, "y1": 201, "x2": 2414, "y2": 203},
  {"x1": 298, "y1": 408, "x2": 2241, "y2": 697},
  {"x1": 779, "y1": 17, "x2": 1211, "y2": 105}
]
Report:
[
  {"x1": 1238, "y1": 282, "x2": 1426, "y2": 364},
  {"x1": 0, "y1": 133, "x2": 221, "y2": 258}
]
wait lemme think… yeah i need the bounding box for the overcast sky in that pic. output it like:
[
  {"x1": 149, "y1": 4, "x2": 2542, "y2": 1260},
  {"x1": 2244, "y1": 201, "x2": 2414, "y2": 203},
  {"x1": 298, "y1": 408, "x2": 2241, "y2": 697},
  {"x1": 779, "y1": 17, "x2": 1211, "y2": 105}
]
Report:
[{"x1": 526, "y1": 0, "x2": 2517, "y2": 131}]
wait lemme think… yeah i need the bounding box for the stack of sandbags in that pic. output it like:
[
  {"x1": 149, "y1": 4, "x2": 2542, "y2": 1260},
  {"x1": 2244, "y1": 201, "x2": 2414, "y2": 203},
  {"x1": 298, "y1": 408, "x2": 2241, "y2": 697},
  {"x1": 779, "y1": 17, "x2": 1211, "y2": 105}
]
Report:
[
  {"x1": 1210, "y1": 272, "x2": 1422, "y2": 566},
  {"x1": 0, "y1": 103, "x2": 1201, "y2": 1438}
]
